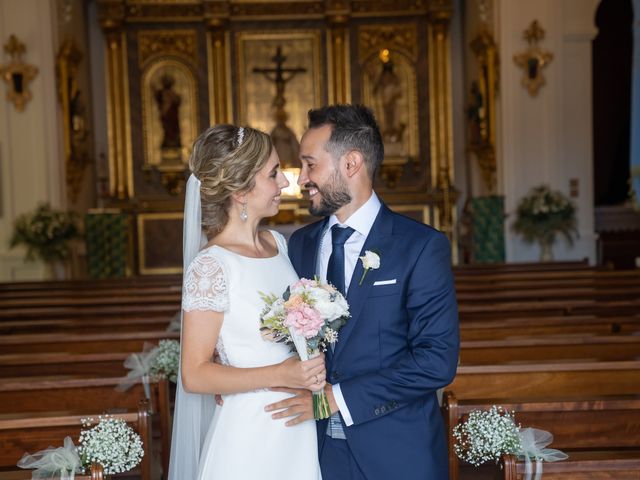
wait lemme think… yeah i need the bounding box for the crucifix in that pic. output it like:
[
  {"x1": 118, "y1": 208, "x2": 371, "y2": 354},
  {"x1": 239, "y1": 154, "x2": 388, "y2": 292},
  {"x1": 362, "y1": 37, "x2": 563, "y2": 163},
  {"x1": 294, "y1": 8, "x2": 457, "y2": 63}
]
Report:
[
  {"x1": 253, "y1": 46, "x2": 306, "y2": 121},
  {"x1": 253, "y1": 46, "x2": 307, "y2": 168}
]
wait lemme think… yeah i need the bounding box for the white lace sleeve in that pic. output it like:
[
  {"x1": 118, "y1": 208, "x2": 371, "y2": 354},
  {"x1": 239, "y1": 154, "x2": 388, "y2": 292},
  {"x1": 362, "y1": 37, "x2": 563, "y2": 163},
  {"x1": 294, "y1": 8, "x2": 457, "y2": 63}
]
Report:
[{"x1": 182, "y1": 251, "x2": 229, "y2": 312}]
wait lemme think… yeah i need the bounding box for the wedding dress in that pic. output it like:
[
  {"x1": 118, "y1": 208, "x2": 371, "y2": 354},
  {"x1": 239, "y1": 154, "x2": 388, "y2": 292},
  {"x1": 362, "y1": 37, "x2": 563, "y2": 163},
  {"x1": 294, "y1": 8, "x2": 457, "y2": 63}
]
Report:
[{"x1": 182, "y1": 230, "x2": 321, "y2": 480}]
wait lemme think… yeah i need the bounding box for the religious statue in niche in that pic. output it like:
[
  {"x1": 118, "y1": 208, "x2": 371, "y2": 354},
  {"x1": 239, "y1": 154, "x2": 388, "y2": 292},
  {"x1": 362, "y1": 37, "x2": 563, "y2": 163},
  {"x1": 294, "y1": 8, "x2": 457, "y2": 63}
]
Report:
[
  {"x1": 253, "y1": 46, "x2": 306, "y2": 169},
  {"x1": 142, "y1": 59, "x2": 198, "y2": 195},
  {"x1": 373, "y1": 50, "x2": 405, "y2": 146},
  {"x1": 154, "y1": 73, "x2": 182, "y2": 159}
]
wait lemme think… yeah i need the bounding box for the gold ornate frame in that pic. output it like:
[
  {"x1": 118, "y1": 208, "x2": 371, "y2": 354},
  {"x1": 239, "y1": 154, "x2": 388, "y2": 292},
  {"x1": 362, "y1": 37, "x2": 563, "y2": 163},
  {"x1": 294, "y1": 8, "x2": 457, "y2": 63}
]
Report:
[
  {"x1": 56, "y1": 38, "x2": 91, "y2": 203},
  {"x1": 235, "y1": 30, "x2": 323, "y2": 140},
  {"x1": 0, "y1": 35, "x2": 38, "y2": 112},
  {"x1": 513, "y1": 20, "x2": 553, "y2": 97}
]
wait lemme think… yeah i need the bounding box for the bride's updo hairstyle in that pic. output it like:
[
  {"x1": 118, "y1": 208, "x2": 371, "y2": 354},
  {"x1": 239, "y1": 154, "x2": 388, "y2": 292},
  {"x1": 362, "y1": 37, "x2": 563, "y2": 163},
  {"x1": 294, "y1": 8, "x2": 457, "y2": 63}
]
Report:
[{"x1": 189, "y1": 124, "x2": 273, "y2": 236}]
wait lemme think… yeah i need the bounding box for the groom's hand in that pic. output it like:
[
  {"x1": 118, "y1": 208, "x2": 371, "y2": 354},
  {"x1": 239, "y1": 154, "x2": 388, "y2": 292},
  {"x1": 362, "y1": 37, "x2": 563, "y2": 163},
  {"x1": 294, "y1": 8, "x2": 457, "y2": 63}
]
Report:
[{"x1": 265, "y1": 387, "x2": 313, "y2": 426}]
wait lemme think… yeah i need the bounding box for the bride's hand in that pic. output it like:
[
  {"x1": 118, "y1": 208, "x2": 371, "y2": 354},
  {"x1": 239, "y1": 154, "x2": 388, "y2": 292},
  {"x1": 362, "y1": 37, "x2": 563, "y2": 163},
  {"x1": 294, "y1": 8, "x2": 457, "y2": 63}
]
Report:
[{"x1": 276, "y1": 354, "x2": 326, "y2": 391}]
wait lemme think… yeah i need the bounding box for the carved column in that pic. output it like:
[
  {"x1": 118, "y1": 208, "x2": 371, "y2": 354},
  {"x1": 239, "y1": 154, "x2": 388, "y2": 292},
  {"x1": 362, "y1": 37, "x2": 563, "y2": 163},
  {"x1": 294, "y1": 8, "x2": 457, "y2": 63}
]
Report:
[
  {"x1": 427, "y1": 0, "x2": 457, "y2": 258},
  {"x1": 326, "y1": 1, "x2": 351, "y2": 105},
  {"x1": 205, "y1": 0, "x2": 232, "y2": 125},
  {"x1": 98, "y1": 0, "x2": 132, "y2": 199}
]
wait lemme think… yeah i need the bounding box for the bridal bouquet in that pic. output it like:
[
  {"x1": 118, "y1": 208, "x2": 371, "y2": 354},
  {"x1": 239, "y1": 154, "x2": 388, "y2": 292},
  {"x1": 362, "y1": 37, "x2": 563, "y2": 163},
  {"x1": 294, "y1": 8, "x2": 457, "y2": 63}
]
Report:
[{"x1": 260, "y1": 278, "x2": 350, "y2": 419}]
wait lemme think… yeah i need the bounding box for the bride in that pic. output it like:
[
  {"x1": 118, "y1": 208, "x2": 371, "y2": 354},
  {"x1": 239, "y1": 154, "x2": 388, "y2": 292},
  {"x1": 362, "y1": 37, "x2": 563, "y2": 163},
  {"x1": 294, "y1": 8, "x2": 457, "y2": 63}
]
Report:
[{"x1": 168, "y1": 124, "x2": 324, "y2": 479}]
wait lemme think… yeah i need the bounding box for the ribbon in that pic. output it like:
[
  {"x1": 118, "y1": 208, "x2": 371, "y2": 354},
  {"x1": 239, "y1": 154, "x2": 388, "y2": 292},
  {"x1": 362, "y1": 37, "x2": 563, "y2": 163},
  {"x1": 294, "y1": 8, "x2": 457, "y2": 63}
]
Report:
[
  {"x1": 116, "y1": 342, "x2": 160, "y2": 399},
  {"x1": 17, "y1": 436, "x2": 82, "y2": 479},
  {"x1": 518, "y1": 428, "x2": 568, "y2": 480}
]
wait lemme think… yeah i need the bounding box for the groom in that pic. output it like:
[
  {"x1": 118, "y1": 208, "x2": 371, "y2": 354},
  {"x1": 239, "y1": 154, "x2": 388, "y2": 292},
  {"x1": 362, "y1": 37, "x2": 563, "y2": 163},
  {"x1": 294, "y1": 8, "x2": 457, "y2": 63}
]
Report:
[{"x1": 268, "y1": 104, "x2": 459, "y2": 479}]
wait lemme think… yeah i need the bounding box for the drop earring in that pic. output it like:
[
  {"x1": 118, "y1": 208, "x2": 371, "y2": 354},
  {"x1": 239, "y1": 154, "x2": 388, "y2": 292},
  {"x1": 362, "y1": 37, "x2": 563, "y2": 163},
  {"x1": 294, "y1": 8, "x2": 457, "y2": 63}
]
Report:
[{"x1": 240, "y1": 202, "x2": 248, "y2": 221}]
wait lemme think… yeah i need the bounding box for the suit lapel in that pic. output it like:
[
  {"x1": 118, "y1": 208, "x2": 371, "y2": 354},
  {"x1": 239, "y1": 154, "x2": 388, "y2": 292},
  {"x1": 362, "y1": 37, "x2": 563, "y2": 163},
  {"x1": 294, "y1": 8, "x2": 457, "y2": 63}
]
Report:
[{"x1": 332, "y1": 205, "x2": 396, "y2": 362}]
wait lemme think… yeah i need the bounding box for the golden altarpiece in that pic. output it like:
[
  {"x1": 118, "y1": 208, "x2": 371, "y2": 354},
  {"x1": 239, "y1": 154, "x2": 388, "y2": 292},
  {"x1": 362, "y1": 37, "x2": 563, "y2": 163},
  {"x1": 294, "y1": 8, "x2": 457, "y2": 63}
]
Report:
[{"x1": 97, "y1": 0, "x2": 457, "y2": 274}]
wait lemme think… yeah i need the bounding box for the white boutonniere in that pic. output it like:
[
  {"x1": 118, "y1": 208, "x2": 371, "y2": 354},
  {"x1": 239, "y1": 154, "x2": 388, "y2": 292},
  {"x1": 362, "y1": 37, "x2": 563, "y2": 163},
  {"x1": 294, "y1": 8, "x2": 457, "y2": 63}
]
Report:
[{"x1": 358, "y1": 250, "x2": 381, "y2": 285}]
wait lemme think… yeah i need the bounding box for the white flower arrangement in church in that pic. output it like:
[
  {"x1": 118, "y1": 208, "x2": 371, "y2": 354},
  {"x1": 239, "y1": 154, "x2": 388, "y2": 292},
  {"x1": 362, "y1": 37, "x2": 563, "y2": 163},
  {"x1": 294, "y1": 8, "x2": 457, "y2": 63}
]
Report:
[
  {"x1": 453, "y1": 405, "x2": 521, "y2": 466},
  {"x1": 149, "y1": 339, "x2": 180, "y2": 382},
  {"x1": 78, "y1": 415, "x2": 144, "y2": 475},
  {"x1": 454, "y1": 405, "x2": 568, "y2": 478},
  {"x1": 512, "y1": 185, "x2": 577, "y2": 247}
]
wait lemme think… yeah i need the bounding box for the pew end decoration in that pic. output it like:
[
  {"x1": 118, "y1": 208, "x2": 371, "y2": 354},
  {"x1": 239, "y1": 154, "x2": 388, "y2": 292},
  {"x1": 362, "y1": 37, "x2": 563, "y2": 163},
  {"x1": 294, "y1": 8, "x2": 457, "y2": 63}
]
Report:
[
  {"x1": 454, "y1": 405, "x2": 567, "y2": 478},
  {"x1": 148, "y1": 339, "x2": 180, "y2": 383},
  {"x1": 16, "y1": 436, "x2": 83, "y2": 479},
  {"x1": 78, "y1": 415, "x2": 144, "y2": 475},
  {"x1": 512, "y1": 185, "x2": 577, "y2": 261},
  {"x1": 118, "y1": 340, "x2": 180, "y2": 398}
]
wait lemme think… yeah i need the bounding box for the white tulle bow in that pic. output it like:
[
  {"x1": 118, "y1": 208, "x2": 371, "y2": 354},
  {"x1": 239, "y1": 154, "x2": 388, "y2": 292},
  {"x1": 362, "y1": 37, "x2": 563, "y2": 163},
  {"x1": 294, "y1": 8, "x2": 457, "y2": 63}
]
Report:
[
  {"x1": 518, "y1": 428, "x2": 568, "y2": 480},
  {"x1": 116, "y1": 343, "x2": 160, "y2": 399},
  {"x1": 17, "y1": 436, "x2": 82, "y2": 479}
]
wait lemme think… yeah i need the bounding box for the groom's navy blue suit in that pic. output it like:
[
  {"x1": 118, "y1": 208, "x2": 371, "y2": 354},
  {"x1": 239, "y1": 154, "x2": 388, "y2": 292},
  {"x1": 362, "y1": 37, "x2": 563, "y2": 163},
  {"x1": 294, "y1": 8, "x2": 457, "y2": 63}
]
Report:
[{"x1": 288, "y1": 204, "x2": 460, "y2": 480}]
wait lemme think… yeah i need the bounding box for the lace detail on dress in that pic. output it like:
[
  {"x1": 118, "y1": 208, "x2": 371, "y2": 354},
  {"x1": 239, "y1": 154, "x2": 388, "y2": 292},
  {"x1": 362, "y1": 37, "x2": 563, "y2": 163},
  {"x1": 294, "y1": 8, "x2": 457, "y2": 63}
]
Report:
[
  {"x1": 216, "y1": 337, "x2": 230, "y2": 365},
  {"x1": 182, "y1": 250, "x2": 229, "y2": 312}
]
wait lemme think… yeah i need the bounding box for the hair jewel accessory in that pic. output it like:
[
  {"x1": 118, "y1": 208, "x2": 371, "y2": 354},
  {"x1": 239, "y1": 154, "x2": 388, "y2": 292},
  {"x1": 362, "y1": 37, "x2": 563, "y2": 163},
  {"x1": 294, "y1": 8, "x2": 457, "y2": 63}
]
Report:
[{"x1": 237, "y1": 127, "x2": 245, "y2": 146}]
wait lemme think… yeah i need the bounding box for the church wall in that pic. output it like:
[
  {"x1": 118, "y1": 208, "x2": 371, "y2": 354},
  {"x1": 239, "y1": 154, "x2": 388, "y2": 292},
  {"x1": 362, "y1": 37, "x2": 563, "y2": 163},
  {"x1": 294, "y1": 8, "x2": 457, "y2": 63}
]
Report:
[
  {"x1": 0, "y1": 0, "x2": 64, "y2": 281},
  {"x1": 495, "y1": 0, "x2": 599, "y2": 262}
]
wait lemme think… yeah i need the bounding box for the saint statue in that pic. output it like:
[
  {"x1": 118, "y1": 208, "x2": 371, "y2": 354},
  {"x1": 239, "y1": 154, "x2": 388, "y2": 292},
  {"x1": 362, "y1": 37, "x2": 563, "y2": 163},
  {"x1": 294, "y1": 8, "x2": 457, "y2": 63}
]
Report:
[{"x1": 155, "y1": 74, "x2": 182, "y2": 149}]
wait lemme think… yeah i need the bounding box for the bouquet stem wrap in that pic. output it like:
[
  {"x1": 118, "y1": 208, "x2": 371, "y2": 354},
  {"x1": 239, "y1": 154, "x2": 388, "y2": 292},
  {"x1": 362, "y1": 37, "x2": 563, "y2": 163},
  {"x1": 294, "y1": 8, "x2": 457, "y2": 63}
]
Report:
[{"x1": 290, "y1": 328, "x2": 331, "y2": 420}]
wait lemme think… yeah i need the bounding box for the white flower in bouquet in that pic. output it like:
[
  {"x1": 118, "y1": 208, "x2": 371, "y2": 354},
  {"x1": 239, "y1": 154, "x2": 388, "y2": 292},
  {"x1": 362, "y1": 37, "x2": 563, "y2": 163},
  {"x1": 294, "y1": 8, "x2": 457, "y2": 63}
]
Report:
[
  {"x1": 453, "y1": 405, "x2": 521, "y2": 466},
  {"x1": 78, "y1": 416, "x2": 144, "y2": 475},
  {"x1": 150, "y1": 339, "x2": 180, "y2": 383}
]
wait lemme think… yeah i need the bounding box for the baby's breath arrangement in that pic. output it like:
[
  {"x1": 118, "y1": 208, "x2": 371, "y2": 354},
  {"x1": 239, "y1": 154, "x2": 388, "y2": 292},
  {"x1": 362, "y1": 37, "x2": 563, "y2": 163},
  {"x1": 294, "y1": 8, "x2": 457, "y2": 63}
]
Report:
[
  {"x1": 78, "y1": 415, "x2": 144, "y2": 475},
  {"x1": 453, "y1": 405, "x2": 522, "y2": 466},
  {"x1": 149, "y1": 339, "x2": 180, "y2": 382}
]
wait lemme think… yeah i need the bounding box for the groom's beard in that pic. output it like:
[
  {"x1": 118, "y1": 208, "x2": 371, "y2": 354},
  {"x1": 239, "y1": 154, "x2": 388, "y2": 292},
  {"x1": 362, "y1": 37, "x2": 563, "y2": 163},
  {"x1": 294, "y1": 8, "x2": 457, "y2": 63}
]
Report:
[{"x1": 306, "y1": 170, "x2": 352, "y2": 217}]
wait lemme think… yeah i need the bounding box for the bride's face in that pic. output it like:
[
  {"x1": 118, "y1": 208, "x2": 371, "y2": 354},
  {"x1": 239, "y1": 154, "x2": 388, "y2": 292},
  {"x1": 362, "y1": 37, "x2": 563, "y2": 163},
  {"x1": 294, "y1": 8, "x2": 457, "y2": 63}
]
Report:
[{"x1": 246, "y1": 148, "x2": 289, "y2": 219}]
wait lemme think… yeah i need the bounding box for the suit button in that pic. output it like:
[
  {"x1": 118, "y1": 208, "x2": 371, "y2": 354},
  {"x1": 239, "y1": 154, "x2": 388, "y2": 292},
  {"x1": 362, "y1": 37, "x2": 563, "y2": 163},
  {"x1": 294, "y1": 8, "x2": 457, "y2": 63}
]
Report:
[
  {"x1": 380, "y1": 406, "x2": 387, "y2": 413},
  {"x1": 374, "y1": 408, "x2": 380, "y2": 415}
]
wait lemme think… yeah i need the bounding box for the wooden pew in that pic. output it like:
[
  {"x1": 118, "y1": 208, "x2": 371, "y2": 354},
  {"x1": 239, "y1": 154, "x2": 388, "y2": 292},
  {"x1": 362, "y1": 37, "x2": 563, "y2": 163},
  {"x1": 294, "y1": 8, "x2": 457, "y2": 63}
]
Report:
[
  {"x1": 448, "y1": 360, "x2": 640, "y2": 400},
  {"x1": 0, "y1": 400, "x2": 151, "y2": 480},
  {"x1": 460, "y1": 314, "x2": 640, "y2": 340},
  {"x1": 0, "y1": 352, "x2": 129, "y2": 378},
  {"x1": 0, "y1": 275, "x2": 181, "y2": 294},
  {"x1": 459, "y1": 298, "x2": 640, "y2": 319},
  {"x1": 0, "y1": 465, "x2": 103, "y2": 480},
  {"x1": 0, "y1": 304, "x2": 179, "y2": 321},
  {"x1": 501, "y1": 450, "x2": 640, "y2": 480},
  {"x1": 0, "y1": 316, "x2": 174, "y2": 335},
  {"x1": 0, "y1": 293, "x2": 181, "y2": 309},
  {"x1": 0, "y1": 330, "x2": 179, "y2": 355},
  {"x1": 459, "y1": 334, "x2": 640, "y2": 364},
  {"x1": 443, "y1": 391, "x2": 640, "y2": 480},
  {"x1": 0, "y1": 376, "x2": 172, "y2": 480}
]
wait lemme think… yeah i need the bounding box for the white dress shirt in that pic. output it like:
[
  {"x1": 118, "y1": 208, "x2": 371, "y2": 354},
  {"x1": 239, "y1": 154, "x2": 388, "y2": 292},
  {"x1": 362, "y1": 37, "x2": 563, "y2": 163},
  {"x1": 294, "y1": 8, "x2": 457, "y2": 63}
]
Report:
[{"x1": 317, "y1": 191, "x2": 381, "y2": 426}]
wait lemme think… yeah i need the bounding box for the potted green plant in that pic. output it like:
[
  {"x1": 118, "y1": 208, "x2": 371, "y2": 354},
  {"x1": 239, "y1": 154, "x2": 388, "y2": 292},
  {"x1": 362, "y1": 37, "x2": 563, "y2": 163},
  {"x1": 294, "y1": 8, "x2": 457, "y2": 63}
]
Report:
[
  {"x1": 512, "y1": 185, "x2": 578, "y2": 261},
  {"x1": 10, "y1": 203, "x2": 80, "y2": 278}
]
